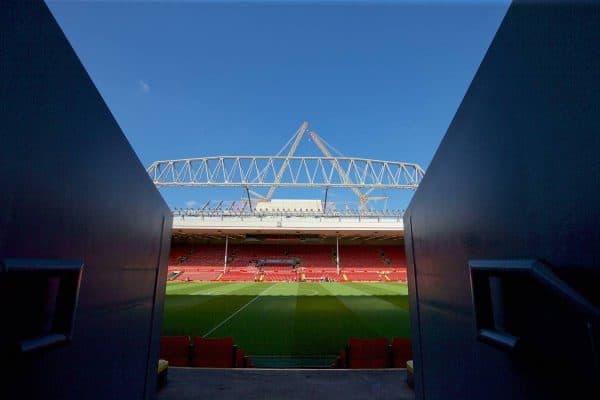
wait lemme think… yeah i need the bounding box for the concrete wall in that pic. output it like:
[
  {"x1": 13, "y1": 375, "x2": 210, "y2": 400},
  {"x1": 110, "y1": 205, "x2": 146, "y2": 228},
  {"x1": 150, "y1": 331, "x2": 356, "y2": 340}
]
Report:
[
  {"x1": 0, "y1": 1, "x2": 172, "y2": 399},
  {"x1": 172, "y1": 214, "x2": 403, "y2": 236},
  {"x1": 404, "y1": 1, "x2": 599, "y2": 399}
]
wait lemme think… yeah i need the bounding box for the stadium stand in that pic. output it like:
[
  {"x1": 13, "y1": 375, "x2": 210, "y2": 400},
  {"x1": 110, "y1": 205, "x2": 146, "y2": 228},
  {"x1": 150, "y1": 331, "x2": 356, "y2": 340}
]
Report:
[
  {"x1": 179, "y1": 270, "x2": 222, "y2": 281},
  {"x1": 261, "y1": 268, "x2": 298, "y2": 282},
  {"x1": 179, "y1": 244, "x2": 224, "y2": 267},
  {"x1": 219, "y1": 266, "x2": 260, "y2": 282},
  {"x1": 167, "y1": 244, "x2": 224, "y2": 281},
  {"x1": 301, "y1": 268, "x2": 338, "y2": 282},
  {"x1": 387, "y1": 268, "x2": 408, "y2": 281},
  {"x1": 167, "y1": 243, "x2": 407, "y2": 282},
  {"x1": 168, "y1": 245, "x2": 192, "y2": 264},
  {"x1": 343, "y1": 270, "x2": 383, "y2": 281}
]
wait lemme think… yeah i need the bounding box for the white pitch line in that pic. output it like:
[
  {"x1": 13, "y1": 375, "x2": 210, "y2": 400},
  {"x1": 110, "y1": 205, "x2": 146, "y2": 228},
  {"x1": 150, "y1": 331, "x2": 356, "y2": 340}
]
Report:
[
  {"x1": 203, "y1": 283, "x2": 277, "y2": 337},
  {"x1": 296, "y1": 289, "x2": 319, "y2": 296}
]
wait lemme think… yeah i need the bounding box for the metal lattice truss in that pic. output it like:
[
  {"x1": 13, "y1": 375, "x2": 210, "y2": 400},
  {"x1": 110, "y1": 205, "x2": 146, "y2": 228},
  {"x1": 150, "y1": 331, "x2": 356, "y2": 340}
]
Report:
[{"x1": 147, "y1": 156, "x2": 425, "y2": 190}]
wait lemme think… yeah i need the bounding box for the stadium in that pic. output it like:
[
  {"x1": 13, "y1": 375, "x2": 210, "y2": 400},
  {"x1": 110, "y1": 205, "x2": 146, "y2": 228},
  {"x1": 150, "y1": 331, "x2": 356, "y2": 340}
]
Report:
[
  {"x1": 3, "y1": 2, "x2": 599, "y2": 400},
  {"x1": 154, "y1": 122, "x2": 421, "y2": 368}
]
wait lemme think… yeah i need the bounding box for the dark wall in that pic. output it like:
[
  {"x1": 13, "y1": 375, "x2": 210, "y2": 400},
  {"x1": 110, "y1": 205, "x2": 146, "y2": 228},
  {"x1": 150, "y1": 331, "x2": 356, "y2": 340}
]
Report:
[
  {"x1": 404, "y1": 1, "x2": 599, "y2": 399},
  {"x1": 1, "y1": 1, "x2": 171, "y2": 399}
]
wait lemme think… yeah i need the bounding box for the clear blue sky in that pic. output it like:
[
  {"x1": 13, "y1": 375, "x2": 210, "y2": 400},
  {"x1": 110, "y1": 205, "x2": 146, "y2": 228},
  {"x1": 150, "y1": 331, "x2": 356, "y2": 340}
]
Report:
[{"x1": 47, "y1": 0, "x2": 509, "y2": 210}]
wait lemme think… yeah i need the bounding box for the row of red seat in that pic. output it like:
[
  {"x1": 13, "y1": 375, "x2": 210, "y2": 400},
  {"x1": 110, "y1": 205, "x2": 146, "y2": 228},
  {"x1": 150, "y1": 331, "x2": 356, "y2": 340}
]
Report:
[
  {"x1": 167, "y1": 266, "x2": 408, "y2": 282},
  {"x1": 177, "y1": 271, "x2": 221, "y2": 281},
  {"x1": 342, "y1": 268, "x2": 407, "y2": 281},
  {"x1": 159, "y1": 336, "x2": 254, "y2": 368},
  {"x1": 169, "y1": 244, "x2": 407, "y2": 270},
  {"x1": 219, "y1": 270, "x2": 256, "y2": 281},
  {"x1": 332, "y1": 337, "x2": 412, "y2": 369},
  {"x1": 227, "y1": 244, "x2": 335, "y2": 267},
  {"x1": 161, "y1": 336, "x2": 411, "y2": 369}
]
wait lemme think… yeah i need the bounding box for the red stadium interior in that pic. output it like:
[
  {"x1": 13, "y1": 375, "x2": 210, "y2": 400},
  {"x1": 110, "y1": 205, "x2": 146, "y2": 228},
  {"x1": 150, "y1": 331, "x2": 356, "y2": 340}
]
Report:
[
  {"x1": 167, "y1": 236, "x2": 407, "y2": 283},
  {"x1": 162, "y1": 235, "x2": 411, "y2": 371}
]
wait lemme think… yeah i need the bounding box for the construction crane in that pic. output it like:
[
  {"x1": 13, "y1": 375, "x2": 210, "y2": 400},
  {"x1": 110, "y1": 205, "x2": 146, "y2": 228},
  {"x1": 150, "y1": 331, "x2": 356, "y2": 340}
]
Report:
[
  {"x1": 309, "y1": 131, "x2": 371, "y2": 211},
  {"x1": 264, "y1": 121, "x2": 309, "y2": 201}
]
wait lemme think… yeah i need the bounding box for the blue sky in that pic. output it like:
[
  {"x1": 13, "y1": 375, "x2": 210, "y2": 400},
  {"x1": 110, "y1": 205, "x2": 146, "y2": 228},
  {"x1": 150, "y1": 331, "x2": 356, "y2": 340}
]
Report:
[{"x1": 47, "y1": 0, "x2": 509, "y2": 210}]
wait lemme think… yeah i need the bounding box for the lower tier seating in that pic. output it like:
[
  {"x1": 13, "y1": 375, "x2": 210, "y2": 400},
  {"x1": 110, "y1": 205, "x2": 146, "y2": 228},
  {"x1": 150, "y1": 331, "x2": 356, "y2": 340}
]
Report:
[
  {"x1": 332, "y1": 337, "x2": 412, "y2": 369},
  {"x1": 168, "y1": 265, "x2": 408, "y2": 282},
  {"x1": 159, "y1": 336, "x2": 191, "y2": 367},
  {"x1": 167, "y1": 243, "x2": 408, "y2": 282},
  {"x1": 161, "y1": 335, "x2": 410, "y2": 370},
  {"x1": 159, "y1": 336, "x2": 254, "y2": 368}
]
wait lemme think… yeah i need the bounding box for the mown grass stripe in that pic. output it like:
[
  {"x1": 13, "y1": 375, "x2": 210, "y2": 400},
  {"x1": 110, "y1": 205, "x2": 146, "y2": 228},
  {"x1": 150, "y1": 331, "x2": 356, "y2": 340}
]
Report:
[{"x1": 203, "y1": 283, "x2": 277, "y2": 337}]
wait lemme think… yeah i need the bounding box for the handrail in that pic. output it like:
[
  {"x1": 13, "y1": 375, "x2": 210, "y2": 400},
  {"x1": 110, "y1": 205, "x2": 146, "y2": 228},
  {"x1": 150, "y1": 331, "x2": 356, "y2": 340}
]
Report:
[
  {"x1": 469, "y1": 259, "x2": 599, "y2": 319},
  {"x1": 469, "y1": 259, "x2": 599, "y2": 354}
]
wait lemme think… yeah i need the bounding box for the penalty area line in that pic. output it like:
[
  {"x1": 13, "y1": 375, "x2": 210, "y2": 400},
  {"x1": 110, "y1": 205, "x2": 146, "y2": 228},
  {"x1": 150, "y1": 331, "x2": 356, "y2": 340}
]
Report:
[{"x1": 203, "y1": 283, "x2": 277, "y2": 338}]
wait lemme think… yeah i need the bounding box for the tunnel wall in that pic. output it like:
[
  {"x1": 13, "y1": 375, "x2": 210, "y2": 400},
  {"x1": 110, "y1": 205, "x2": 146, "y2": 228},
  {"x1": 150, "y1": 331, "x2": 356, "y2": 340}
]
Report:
[
  {"x1": 404, "y1": 1, "x2": 599, "y2": 399},
  {"x1": 1, "y1": 1, "x2": 172, "y2": 399}
]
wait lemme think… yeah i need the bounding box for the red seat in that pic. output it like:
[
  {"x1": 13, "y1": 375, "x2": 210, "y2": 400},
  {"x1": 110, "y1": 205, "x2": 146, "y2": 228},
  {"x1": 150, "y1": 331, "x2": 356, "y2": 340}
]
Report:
[
  {"x1": 160, "y1": 336, "x2": 191, "y2": 367},
  {"x1": 391, "y1": 337, "x2": 412, "y2": 368},
  {"x1": 331, "y1": 349, "x2": 347, "y2": 368},
  {"x1": 244, "y1": 356, "x2": 255, "y2": 368},
  {"x1": 190, "y1": 337, "x2": 235, "y2": 367},
  {"x1": 346, "y1": 338, "x2": 390, "y2": 368},
  {"x1": 235, "y1": 348, "x2": 245, "y2": 368}
]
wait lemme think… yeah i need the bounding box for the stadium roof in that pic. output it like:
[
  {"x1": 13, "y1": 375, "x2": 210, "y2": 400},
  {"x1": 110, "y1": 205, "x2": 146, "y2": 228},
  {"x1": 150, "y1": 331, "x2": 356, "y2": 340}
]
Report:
[
  {"x1": 171, "y1": 212, "x2": 404, "y2": 239},
  {"x1": 148, "y1": 121, "x2": 425, "y2": 213}
]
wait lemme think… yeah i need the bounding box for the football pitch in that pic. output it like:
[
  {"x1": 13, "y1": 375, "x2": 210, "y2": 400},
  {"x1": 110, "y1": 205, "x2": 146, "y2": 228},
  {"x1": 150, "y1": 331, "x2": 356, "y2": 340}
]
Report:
[{"x1": 162, "y1": 281, "x2": 410, "y2": 367}]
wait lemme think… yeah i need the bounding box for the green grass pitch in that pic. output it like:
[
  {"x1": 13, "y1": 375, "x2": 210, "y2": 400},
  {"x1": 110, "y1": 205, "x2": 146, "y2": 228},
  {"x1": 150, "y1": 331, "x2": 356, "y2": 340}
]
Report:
[{"x1": 162, "y1": 281, "x2": 410, "y2": 367}]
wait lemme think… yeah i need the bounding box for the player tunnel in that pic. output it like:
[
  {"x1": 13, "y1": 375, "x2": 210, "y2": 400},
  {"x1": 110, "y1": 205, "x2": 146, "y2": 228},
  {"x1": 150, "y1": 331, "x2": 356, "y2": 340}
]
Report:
[
  {"x1": 2, "y1": 1, "x2": 599, "y2": 400},
  {"x1": 403, "y1": 1, "x2": 600, "y2": 399}
]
